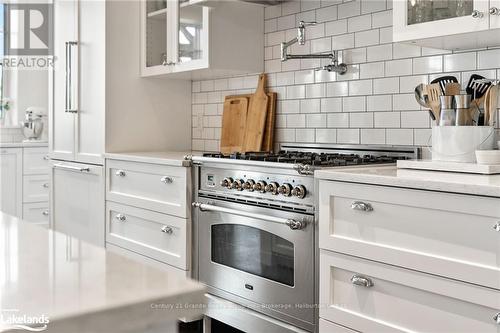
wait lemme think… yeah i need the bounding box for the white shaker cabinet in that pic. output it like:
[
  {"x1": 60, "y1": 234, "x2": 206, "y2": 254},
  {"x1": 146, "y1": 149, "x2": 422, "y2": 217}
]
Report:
[
  {"x1": 393, "y1": 0, "x2": 500, "y2": 50},
  {"x1": 141, "y1": 0, "x2": 263, "y2": 79},
  {"x1": 0, "y1": 148, "x2": 22, "y2": 217}
]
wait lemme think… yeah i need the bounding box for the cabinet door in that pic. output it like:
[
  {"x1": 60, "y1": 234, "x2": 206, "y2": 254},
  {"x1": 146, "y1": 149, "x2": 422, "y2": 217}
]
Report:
[
  {"x1": 490, "y1": 0, "x2": 500, "y2": 28},
  {"x1": 75, "y1": 0, "x2": 105, "y2": 164},
  {"x1": 140, "y1": 0, "x2": 174, "y2": 76},
  {"x1": 0, "y1": 148, "x2": 22, "y2": 217},
  {"x1": 50, "y1": 0, "x2": 78, "y2": 161},
  {"x1": 50, "y1": 161, "x2": 104, "y2": 247},
  {"x1": 171, "y1": 1, "x2": 209, "y2": 72},
  {"x1": 393, "y1": 0, "x2": 490, "y2": 42}
]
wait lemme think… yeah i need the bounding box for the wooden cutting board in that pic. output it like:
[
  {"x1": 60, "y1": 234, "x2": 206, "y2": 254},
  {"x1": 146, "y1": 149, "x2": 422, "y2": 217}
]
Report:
[
  {"x1": 226, "y1": 92, "x2": 277, "y2": 152},
  {"x1": 220, "y1": 97, "x2": 248, "y2": 154},
  {"x1": 242, "y1": 74, "x2": 269, "y2": 152}
]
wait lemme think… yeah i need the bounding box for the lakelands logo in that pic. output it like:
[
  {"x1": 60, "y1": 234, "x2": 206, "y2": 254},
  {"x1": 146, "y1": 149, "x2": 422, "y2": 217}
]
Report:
[
  {"x1": 1, "y1": 309, "x2": 49, "y2": 332},
  {"x1": 3, "y1": 2, "x2": 53, "y2": 69}
]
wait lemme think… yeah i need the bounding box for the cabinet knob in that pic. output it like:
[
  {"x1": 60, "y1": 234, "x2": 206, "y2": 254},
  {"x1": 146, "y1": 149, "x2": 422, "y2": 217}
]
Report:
[
  {"x1": 494, "y1": 312, "x2": 500, "y2": 324},
  {"x1": 351, "y1": 201, "x2": 373, "y2": 212},
  {"x1": 472, "y1": 10, "x2": 484, "y2": 18},
  {"x1": 42, "y1": 210, "x2": 49, "y2": 216},
  {"x1": 115, "y1": 214, "x2": 126, "y2": 222},
  {"x1": 161, "y1": 176, "x2": 173, "y2": 184},
  {"x1": 494, "y1": 222, "x2": 500, "y2": 232},
  {"x1": 490, "y1": 7, "x2": 500, "y2": 15},
  {"x1": 161, "y1": 225, "x2": 173, "y2": 234},
  {"x1": 351, "y1": 274, "x2": 374, "y2": 288},
  {"x1": 115, "y1": 170, "x2": 126, "y2": 177},
  {"x1": 43, "y1": 183, "x2": 50, "y2": 188},
  {"x1": 43, "y1": 155, "x2": 50, "y2": 161}
]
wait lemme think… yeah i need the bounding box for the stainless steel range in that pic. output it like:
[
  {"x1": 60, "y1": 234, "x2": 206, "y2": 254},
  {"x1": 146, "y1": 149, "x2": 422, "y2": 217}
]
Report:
[{"x1": 191, "y1": 144, "x2": 419, "y2": 332}]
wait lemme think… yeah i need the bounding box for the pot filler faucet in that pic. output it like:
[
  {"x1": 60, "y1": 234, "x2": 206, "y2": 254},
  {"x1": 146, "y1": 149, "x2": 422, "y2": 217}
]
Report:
[{"x1": 280, "y1": 21, "x2": 348, "y2": 74}]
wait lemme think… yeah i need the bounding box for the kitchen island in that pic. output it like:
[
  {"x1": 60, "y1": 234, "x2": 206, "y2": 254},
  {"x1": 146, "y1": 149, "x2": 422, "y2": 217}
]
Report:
[{"x1": 0, "y1": 213, "x2": 206, "y2": 333}]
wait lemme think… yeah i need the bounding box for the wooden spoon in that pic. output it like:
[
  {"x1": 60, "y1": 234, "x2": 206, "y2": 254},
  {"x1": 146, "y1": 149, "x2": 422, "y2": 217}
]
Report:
[
  {"x1": 444, "y1": 82, "x2": 461, "y2": 96},
  {"x1": 485, "y1": 86, "x2": 498, "y2": 126},
  {"x1": 426, "y1": 83, "x2": 442, "y2": 123}
]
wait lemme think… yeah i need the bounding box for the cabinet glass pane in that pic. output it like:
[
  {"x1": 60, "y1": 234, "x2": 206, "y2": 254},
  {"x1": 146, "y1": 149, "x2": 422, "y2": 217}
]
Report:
[
  {"x1": 146, "y1": 1, "x2": 168, "y2": 68},
  {"x1": 407, "y1": 0, "x2": 473, "y2": 25},
  {"x1": 178, "y1": 4, "x2": 203, "y2": 64}
]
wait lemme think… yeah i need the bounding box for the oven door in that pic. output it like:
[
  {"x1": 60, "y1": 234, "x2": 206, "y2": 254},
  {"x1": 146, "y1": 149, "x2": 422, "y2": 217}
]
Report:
[{"x1": 195, "y1": 198, "x2": 314, "y2": 326}]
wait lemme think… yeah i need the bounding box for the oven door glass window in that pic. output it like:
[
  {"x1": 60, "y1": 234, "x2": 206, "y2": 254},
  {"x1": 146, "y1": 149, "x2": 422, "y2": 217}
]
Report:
[{"x1": 211, "y1": 224, "x2": 294, "y2": 286}]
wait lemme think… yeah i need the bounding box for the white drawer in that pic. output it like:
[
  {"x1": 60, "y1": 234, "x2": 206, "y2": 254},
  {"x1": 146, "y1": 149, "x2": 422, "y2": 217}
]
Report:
[
  {"x1": 105, "y1": 243, "x2": 189, "y2": 278},
  {"x1": 23, "y1": 175, "x2": 50, "y2": 203},
  {"x1": 106, "y1": 159, "x2": 190, "y2": 218},
  {"x1": 106, "y1": 201, "x2": 190, "y2": 270},
  {"x1": 319, "y1": 180, "x2": 500, "y2": 290},
  {"x1": 320, "y1": 250, "x2": 500, "y2": 333},
  {"x1": 319, "y1": 319, "x2": 356, "y2": 333},
  {"x1": 22, "y1": 202, "x2": 49, "y2": 227},
  {"x1": 23, "y1": 147, "x2": 49, "y2": 175}
]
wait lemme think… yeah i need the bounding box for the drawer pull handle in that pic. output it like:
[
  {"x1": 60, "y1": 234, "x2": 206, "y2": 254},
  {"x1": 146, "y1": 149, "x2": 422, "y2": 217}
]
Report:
[
  {"x1": 493, "y1": 312, "x2": 500, "y2": 324},
  {"x1": 494, "y1": 222, "x2": 500, "y2": 232},
  {"x1": 351, "y1": 274, "x2": 374, "y2": 288},
  {"x1": 161, "y1": 225, "x2": 173, "y2": 234},
  {"x1": 115, "y1": 214, "x2": 126, "y2": 222},
  {"x1": 42, "y1": 210, "x2": 49, "y2": 216},
  {"x1": 42, "y1": 183, "x2": 50, "y2": 188},
  {"x1": 115, "y1": 170, "x2": 126, "y2": 177},
  {"x1": 351, "y1": 201, "x2": 373, "y2": 212},
  {"x1": 161, "y1": 176, "x2": 173, "y2": 184},
  {"x1": 43, "y1": 155, "x2": 50, "y2": 161}
]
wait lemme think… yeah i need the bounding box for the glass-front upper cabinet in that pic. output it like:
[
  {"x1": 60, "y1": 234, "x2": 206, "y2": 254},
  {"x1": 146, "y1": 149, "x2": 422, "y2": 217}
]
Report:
[{"x1": 393, "y1": 0, "x2": 495, "y2": 49}]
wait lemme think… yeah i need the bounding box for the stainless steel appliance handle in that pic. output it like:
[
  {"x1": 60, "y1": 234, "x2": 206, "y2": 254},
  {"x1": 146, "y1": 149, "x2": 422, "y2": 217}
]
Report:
[
  {"x1": 65, "y1": 41, "x2": 78, "y2": 113},
  {"x1": 192, "y1": 202, "x2": 306, "y2": 230},
  {"x1": 53, "y1": 163, "x2": 90, "y2": 173}
]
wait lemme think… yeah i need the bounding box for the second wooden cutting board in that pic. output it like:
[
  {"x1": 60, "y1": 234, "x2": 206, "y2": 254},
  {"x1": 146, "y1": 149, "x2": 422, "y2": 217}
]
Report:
[
  {"x1": 243, "y1": 74, "x2": 269, "y2": 152},
  {"x1": 220, "y1": 97, "x2": 248, "y2": 154}
]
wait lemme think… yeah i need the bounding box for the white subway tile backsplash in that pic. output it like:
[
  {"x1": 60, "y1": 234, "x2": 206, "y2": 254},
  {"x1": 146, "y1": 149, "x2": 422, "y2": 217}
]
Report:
[{"x1": 193, "y1": 2, "x2": 500, "y2": 150}]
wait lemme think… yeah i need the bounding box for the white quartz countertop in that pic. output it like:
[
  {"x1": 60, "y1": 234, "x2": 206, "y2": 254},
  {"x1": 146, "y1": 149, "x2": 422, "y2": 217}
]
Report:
[
  {"x1": 0, "y1": 213, "x2": 206, "y2": 333},
  {"x1": 0, "y1": 141, "x2": 48, "y2": 148},
  {"x1": 315, "y1": 165, "x2": 500, "y2": 197},
  {"x1": 104, "y1": 151, "x2": 199, "y2": 167}
]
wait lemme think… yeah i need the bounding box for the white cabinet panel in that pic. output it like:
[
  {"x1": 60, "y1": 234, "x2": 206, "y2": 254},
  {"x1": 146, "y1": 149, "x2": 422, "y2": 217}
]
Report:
[
  {"x1": 23, "y1": 147, "x2": 49, "y2": 175},
  {"x1": 106, "y1": 159, "x2": 189, "y2": 218},
  {"x1": 0, "y1": 148, "x2": 22, "y2": 217},
  {"x1": 320, "y1": 250, "x2": 500, "y2": 333},
  {"x1": 23, "y1": 202, "x2": 49, "y2": 227},
  {"x1": 319, "y1": 319, "x2": 356, "y2": 333},
  {"x1": 51, "y1": 161, "x2": 104, "y2": 246},
  {"x1": 106, "y1": 202, "x2": 189, "y2": 270},
  {"x1": 23, "y1": 175, "x2": 50, "y2": 203},
  {"x1": 490, "y1": 0, "x2": 500, "y2": 28},
  {"x1": 319, "y1": 180, "x2": 500, "y2": 290}
]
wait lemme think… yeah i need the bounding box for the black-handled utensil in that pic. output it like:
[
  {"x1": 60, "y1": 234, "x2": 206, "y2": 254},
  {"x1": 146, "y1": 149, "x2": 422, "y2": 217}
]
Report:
[{"x1": 430, "y1": 76, "x2": 458, "y2": 95}]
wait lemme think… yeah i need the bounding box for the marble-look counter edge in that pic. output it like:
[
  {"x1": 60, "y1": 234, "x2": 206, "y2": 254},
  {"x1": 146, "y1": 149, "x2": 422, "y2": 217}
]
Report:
[
  {"x1": 315, "y1": 165, "x2": 500, "y2": 198},
  {"x1": 104, "y1": 151, "x2": 199, "y2": 167},
  {"x1": 0, "y1": 141, "x2": 48, "y2": 148}
]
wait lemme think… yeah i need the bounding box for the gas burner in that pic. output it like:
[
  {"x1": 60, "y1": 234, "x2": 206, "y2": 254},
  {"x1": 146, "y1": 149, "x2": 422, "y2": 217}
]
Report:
[{"x1": 203, "y1": 151, "x2": 406, "y2": 167}]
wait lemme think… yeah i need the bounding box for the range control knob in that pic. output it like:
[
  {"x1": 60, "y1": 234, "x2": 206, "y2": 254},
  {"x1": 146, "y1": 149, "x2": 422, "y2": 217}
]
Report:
[
  {"x1": 278, "y1": 183, "x2": 293, "y2": 197},
  {"x1": 243, "y1": 179, "x2": 255, "y2": 191},
  {"x1": 220, "y1": 177, "x2": 233, "y2": 188},
  {"x1": 291, "y1": 185, "x2": 307, "y2": 199},
  {"x1": 232, "y1": 179, "x2": 245, "y2": 191},
  {"x1": 253, "y1": 181, "x2": 267, "y2": 193},
  {"x1": 265, "y1": 182, "x2": 279, "y2": 195}
]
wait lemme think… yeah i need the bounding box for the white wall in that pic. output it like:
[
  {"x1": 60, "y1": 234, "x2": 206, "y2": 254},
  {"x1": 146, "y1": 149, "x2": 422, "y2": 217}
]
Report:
[{"x1": 191, "y1": 0, "x2": 500, "y2": 152}]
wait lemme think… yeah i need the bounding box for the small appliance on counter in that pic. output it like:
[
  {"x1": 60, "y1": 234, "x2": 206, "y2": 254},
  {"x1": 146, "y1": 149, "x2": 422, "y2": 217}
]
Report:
[{"x1": 21, "y1": 107, "x2": 45, "y2": 141}]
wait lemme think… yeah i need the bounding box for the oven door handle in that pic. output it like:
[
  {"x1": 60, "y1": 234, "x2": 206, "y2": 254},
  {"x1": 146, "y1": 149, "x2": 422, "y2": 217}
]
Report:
[{"x1": 192, "y1": 202, "x2": 306, "y2": 230}]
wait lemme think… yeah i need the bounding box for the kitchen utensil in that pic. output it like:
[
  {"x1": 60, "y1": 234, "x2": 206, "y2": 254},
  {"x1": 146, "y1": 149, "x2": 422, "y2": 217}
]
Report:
[
  {"x1": 227, "y1": 92, "x2": 278, "y2": 152},
  {"x1": 220, "y1": 97, "x2": 248, "y2": 154},
  {"x1": 426, "y1": 83, "x2": 442, "y2": 123},
  {"x1": 243, "y1": 74, "x2": 269, "y2": 152},
  {"x1": 444, "y1": 82, "x2": 461, "y2": 96},
  {"x1": 415, "y1": 83, "x2": 436, "y2": 121},
  {"x1": 439, "y1": 95, "x2": 455, "y2": 126},
  {"x1": 454, "y1": 94, "x2": 473, "y2": 126},
  {"x1": 484, "y1": 85, "x2": 498, "y2": 126},
  {"x1": 466, "y1": 74, "x2": 491, "y2": 101},
  {"x1": 430, "y1": 75, "x2": 459, "y2": 95},
  {"x1": 475, "y1": 150, "x2": 500, "y2": 165}
]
